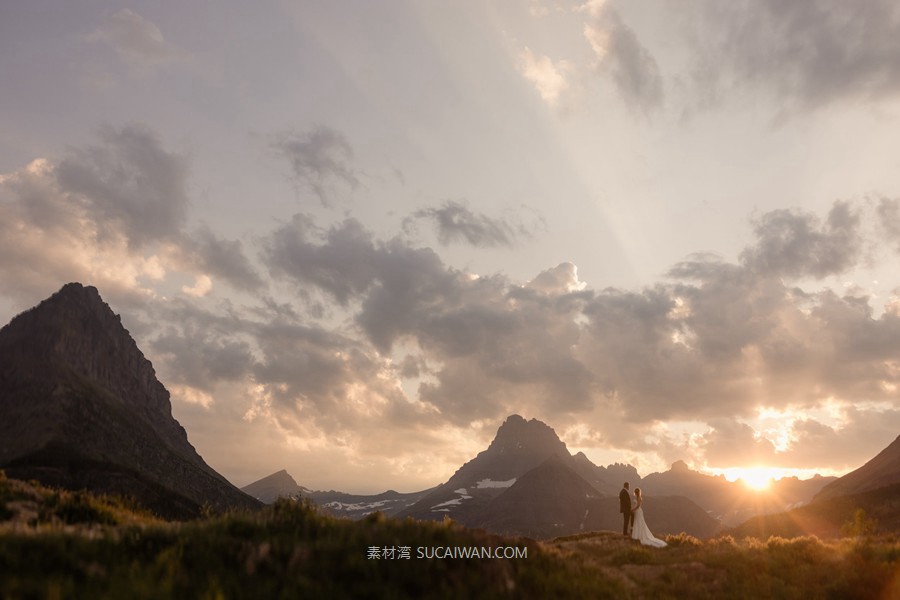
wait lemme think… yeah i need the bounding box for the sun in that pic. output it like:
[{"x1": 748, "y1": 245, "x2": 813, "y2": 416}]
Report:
[
  {"x1": 718, "y1": 467, "x2": 782, "y2": 491},
  {"x1": 740, "y1": 469, "x2": 773, "y2": 491}
]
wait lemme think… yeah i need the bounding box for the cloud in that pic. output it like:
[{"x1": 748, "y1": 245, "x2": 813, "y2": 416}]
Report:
[
  {"x1": 264, "y1": 215, "x2": 378, "y2": 305},
  {"x1": 258, "y1": 202, "x2": 898, "y2": 456},
  {"x1": 172, "y1": 227, "x2": 264, "y2": 292},
  {"x1": 0, "y1": 156, "x2": 158, "y2": 305},
  {"x1": 87, "y1": 8, "x2": 187, "y2": 73},
  {"x1": 0, "y1": 126, "x2": 264, "y2": 309},
  {"x1": 4, "y1": 126, "x2": 900, "y2": 481},
  {"x1": 55, "y1": 124, "x2": 189, "y2": 249},
  {"x1": 739, "y1": 201, "x2": 862, "y2": 278},
  {"x1": 271, "y1": 127, "x2": 360, "y2": 206},
  {"x1": 698, "y1": 420, "x2": 778, "y2": 468},
  {"x1": 527, "y1": 262, "x2": 587, "y2": 294},
  {"x1": 684, "y1": 0, "x2": 900, "y2": 111},
  {"x1": 582, "y1": 1, "x2": 664, "y2": 111},
  {"x1": 518, "y1": 47, "x2": 570, "y2": 106},
  {"x1": 877, "y1": 197, "x2": 900, "y2": 252},
  {"x1": 152, "y1": 325, "x2": 256, "y2": 392},
  {"x1": 408, "y1": 200, "x2": 529, "y2": 248}
]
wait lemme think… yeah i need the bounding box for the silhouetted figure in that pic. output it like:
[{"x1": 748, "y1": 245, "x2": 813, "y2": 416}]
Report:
[{"x1": 620, "y1": 482, "x2": 634, "y2": 536}]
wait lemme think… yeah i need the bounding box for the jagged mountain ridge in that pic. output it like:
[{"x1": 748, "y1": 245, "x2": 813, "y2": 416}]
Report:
[{"x1": 0, "y1": 283, "x2": 261, "y2": 518}]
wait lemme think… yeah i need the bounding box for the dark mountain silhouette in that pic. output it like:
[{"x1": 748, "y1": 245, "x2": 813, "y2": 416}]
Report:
[
  {"x1": 397, "y1": 415, "x2": 573, "y2": 523},
  {"x1": 0, "y1": 283, "x2": 261, "y2": 519},
  {"x1": 476, "y1": 455, "x2": 720, "y2": 539},
  {"x1": 397, "y1": 415, "x2": 718, "y2": 538},
  {"x1": 814, "y1": 435, "x2": 900, "y2": 501},
  {"x1": 241, "y1": 468, "x2": 434, "y2": 518},
  {"x1": 475, "y1": 454, "x2": 604, "y2": 538}
]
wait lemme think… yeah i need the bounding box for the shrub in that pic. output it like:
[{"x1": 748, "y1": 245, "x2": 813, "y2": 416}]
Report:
[
  {"x1": 665, "y1": 532, "x2": 702, "y2": 547},
  {"x1": 842, "y1": 508, "x2": 877, "y2": 539}
]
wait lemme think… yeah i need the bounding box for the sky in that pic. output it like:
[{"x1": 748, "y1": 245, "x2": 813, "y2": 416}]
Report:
[{"x1": 1, "y1": 0, "x2": 900, "y2": 494}]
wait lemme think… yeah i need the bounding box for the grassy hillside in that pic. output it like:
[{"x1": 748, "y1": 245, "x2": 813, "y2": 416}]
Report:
[{"x1": 1, "y1": 470, "x2": 898, "y2": 599}]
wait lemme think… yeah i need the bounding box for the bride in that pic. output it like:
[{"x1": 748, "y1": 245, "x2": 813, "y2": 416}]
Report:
[{"x1": 631, "y1": 488, "x2": 667, "y2": 548}]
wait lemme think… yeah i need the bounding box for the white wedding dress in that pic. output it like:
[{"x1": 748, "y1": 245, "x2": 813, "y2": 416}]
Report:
[{"x1": 631, "y1": 506, "x2": 667, "y2": 548}]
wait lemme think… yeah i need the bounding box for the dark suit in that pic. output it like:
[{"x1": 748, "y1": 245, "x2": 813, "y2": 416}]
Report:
[{"x1": 619, "y1": 488, "x2": 634, "y2": 535}]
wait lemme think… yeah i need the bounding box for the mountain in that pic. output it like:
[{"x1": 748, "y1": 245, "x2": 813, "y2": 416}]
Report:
[
  {"x1": 397, "y1": 415, "x2": 719, "y2": 539},
  {"x1": 729, "y1": 482, "x2": 900, "y2": 538},
  {"x1": 814, "y1": 435, "x2": 900, "y2": 501},
  {"x1": 396, "y1": 414, "x2": 572, "y2": 523},
  {"x1": 641, "y1": 461, "x2": 835, "y2": 526},
  {"x1": 729, "y1": 436, "x2": 900, "y2": 538},
  {"x1": 0, "y1": 283, "x2": 261, "y2": 519},
  {"x1": 475, "y1": 454, "x2": 605, "y2": 538},
  {"x1": 241, "y1": 469, "x2": 434, "y2": 518},
  {"x1": 242, "y1": 469, "x2": 310, "y2": 503},
  {"x1": 570, "y1": 452, "x2": 640, "y2": 494}
]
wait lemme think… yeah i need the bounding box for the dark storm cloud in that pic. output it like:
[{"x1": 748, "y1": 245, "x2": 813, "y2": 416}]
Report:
[
  {"x1": 409, "y1": 200, "x2": 525, "y2": 248},
  {"x1": 55, "y1": 124, "x2": 189, "y2": 248},
  {"x1": 584, "y1": 3, "x2": 664, "y2": 112},
  {"x1": 271, "y1": 127, "x2": 360, "y2": 206},
  {"x1": 739, "y1": 201, "x2": 862, "y2": 278},
  {"x1": 686, "y1": 0, "x2": 900, "y2": 110}
]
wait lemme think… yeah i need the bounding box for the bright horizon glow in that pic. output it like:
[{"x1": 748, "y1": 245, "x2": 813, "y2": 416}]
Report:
[
  {"x1": 738, "y1": 468, "x2": 774, "y2": 491},
  {"x1": 711, "y1": 465, "x2": 851, "y2": 490}
]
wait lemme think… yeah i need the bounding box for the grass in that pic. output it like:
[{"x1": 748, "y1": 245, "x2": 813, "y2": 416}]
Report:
[{"x1": 1, "y1": 470, "x2": 899, "y2": 599}]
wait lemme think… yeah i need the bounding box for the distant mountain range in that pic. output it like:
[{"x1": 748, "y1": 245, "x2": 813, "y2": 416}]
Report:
[
  {"x1": 246, "y1": 415, "x2": 723, "y2": 538},
  {"x1": 729, "y1": 434, "x2": 900, "y2": 538},
  {"x1": 0, "y1": 283, "x2": 261, "y2": 519},
  {"x1": 241, "y1": 469, "x2": 434, "y2": 519},
  {"x1": 246, "y1": 413, "x2": 846, "y2": 538}
]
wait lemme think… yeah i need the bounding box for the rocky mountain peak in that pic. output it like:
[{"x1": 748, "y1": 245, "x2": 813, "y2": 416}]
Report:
[
  {"x1": 0, "y1": 282, "x2": 171, "y2": 420},
  {"x1": 0, "y1": 282, "x2": 260, "y2": 518},
  {"x1": 488, "y1": 414, "x2": 569, "y2": 457},
  {"x1": 671, "y1": 460, "x2": 691, "y2": 472}
]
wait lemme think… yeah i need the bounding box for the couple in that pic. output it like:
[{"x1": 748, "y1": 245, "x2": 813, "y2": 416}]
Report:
[{"x1": 619, "y1": 482, "x2": 667, "y2": 548}]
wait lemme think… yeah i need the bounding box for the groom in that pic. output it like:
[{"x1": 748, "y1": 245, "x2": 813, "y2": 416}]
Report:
[{"x1": 619, "y1": 482, "x2": 634, "y2": 536}]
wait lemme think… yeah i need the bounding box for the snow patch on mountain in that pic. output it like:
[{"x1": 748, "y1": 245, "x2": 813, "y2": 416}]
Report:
[{"x1": 475, "y1": 478, "x2": 517, "y2": 489}]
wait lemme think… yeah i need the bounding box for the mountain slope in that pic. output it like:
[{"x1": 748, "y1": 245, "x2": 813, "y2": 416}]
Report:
[
  {"x1": 814, "y1": 435, "x2": 900, "y2": 501},
  {"x1": 475, "y1": 454, "x2": 605, "y2": 538},
  {"x1": 0, "y1": 283, "x2": 260, "y2": 518},
  {"x1": 241, "y1": 469, "x2": 310, "y2": 504},
  {"x1": 396, "y1": 414, "x2": 572, "y2": 522}
]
